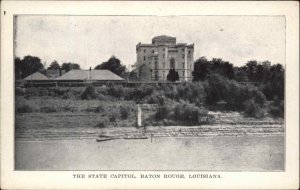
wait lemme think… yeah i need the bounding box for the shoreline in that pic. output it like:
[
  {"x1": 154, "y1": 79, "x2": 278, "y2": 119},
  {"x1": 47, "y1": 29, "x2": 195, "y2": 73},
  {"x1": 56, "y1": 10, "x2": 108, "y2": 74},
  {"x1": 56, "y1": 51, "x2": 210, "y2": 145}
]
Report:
[{"x1": 16, "y1": 124, "x2": 284, "y2": 141}]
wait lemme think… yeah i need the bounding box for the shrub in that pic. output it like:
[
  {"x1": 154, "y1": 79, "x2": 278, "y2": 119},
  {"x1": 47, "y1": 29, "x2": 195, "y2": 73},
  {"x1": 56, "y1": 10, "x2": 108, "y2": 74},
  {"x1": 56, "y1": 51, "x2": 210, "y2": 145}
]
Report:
[
  {"x1": 40, "y1": 106, "x2": 57, "y2": 113},
  {"x1": 269, "y1": 98, "x2": 284, "y2": 118},
  {"x1": 54, "y1": 88, "x2": 67, "y2": 96},
  {"x1": 120, "y1": 105, "x2": 129, "y2": 119},
  {"x1": 97, "y1": 93, "x2": 115, "y2": 101},
  {"x1": 205, "y1": 74, "x2": 230, "y2": 105},
  {"x1": 176, "y1": 82, "x2": 206, "y2": 104},
  {"x1": 38, "y1": 88, "x2": 49, "y2": 96},
  {"x1": 107, "y1": 85, "x2": 124, "y2": 98},
  {"x1": 146, "y1": 91, "x2": 167, "y2": 105},
  {"x1": 155, "y1": 105, "x2": 170, "y2": 120},
  {"x1": 15, "y1": 87, "x2": 25, "y2": 96},
  {"x1": 95, "y1": 118, "x2": 109, "y2": 128},
  {"x1": 62, "y1": 91, "x2": 78, "y2": 100},
  {"x1": 244, "y1": 98, "x2": 265, "y2": 118},
  {"x1": 129, "y1": 84, "x2": 154, "y2": 102},
  {"x1": 62, "y1": 105, "x2": 77, "y2": 112},
  {"x1": 109, "y1": 115, "x2": 117, "y2": 123},
  {"x1": 174, "y1": 102, "x2": 208, "y2": 124},
  {"x1": 24, "y1": 88, "x2": 40, "y2": 97},
  {"x1": 95, "y1": 104, "x2": 105, "y2": 113},
  {"x1": 80, "y1": 85, "x2": 98, "y2": 100},
  {"x1": 16, "y1": 104, "x2": 33, "y2": 113}
]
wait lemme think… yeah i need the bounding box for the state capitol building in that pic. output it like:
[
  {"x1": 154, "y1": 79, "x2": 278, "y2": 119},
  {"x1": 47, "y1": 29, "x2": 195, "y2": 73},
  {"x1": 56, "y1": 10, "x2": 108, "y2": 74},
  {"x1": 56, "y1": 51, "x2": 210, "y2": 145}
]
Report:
[{"x1": 135, "y1": 35, "x2": 194, "y2": 81}]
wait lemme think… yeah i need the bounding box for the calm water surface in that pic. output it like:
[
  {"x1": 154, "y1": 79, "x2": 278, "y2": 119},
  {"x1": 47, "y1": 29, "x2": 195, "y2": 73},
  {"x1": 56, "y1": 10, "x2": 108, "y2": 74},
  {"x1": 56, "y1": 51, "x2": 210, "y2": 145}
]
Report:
[{"x1": 15, "y1": 135, "x2": 284, "y2": 171}]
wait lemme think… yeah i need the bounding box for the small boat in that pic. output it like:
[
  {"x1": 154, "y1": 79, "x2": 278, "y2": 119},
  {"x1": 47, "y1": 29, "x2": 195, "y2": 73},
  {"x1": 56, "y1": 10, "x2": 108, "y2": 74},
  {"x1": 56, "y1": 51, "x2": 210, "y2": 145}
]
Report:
[
  {"x1": 123, "y1": 136, "x2": 148, "y2": 140},
  {"x1": 96, "y1": 137, "x2": 114, "y2": 142},
  {"x1": 96, "y1": 134, "x2": 115, "y2": 142}
]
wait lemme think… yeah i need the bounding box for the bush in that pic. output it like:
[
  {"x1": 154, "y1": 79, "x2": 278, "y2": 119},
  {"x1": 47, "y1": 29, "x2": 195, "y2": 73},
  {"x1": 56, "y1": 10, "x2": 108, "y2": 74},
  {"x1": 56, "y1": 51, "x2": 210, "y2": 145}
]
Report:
[
  {"x1": 244, "y1": 98, "x2": 265, "y2": 118},
  {"x1": 62, "y1": 105, "x2": 77, "y2": 112},
  {"x1": 176, "y1": 82, "x2": 206, "y2": 104},
  {"x1": 95, "y1": 118, "x2": 109, "y2": 128},
  {"x1": 40, "y1": 106, "x2": 57, "y2": 113},
  {"x1": 146, "y1": 91, "x2": 167, "y2": 105},
  {"x1": 16, "y1": 104, "x2": 33, "y2": 113},
  {"x1": 15, "y1": 87, "x2": 25, "y2": 96},
  {"x1": 174, "y1": 102, "x2": 200, "y2": 124},
  {"x1": 107, "y1": 85, "x2": 124, "y2": 98},
  {"x1": 80, "y1": 85, "x2": 98, "y2": 100},
  {"x1": 204, "y1": 74, "x2": 267, "y2": 111},
  {"x1": 129, "y1": 84, "x2": 154, "y2": 102},
  {"x1": 95, "y1": 104, "x2": 105, "y2": 113},
  {"x1": 269, "y1": 98, "x2": 284, "y2": 118},
  {"x1": 155, "y1": 105, "x2": 171, "y2": 120},
  {"x1": 38, "y1": 88, "x2": 49, "y2": 96},
  {"x1": 120, "y1": 105, "x2": 129, "y2": 119},
  {"x1": 24, "y1": 88, "x2": 40, "y2": 98}
]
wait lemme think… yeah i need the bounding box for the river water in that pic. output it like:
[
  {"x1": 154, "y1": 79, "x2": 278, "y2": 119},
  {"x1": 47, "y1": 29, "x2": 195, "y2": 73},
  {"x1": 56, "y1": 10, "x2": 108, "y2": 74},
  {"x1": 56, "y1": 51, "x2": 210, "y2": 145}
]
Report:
[{"x1": 15, "y1": 135, "x2": 284, "y2": 171}]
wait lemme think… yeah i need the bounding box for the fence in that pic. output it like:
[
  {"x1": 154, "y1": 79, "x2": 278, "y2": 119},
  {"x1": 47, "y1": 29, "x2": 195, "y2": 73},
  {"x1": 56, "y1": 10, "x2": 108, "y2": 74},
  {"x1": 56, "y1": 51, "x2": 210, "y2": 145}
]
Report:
[{"x1": 16, "y1": 79, "x2": 262, "y2": 88}]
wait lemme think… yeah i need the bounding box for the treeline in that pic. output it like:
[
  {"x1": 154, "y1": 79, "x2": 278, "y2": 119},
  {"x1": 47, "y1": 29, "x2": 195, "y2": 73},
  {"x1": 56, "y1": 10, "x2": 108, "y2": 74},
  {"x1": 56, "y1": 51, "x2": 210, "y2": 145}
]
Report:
[
  {"x1": 15, "y1": 54, "x2": 284, "y2": 102},
  {"x1": 192, "y1": 57, "x2": 284, "y2": 100},
  {"x1": 15, "y1": 55, "x2": 126, "y2": 79},
  {"x1": 15, "y1": 55, "x2": 80, "y2": 79}
]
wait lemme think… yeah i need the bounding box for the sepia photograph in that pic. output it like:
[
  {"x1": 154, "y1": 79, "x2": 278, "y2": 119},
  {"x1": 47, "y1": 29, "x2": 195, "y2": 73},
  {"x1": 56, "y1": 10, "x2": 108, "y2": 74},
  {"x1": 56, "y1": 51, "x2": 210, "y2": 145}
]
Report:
[
  {"x1": 14, "y1": 15, "x2": 285, "y2": 171},
  {"x1": 1, "y1": 1, "x2": 299, "y2": 189}
]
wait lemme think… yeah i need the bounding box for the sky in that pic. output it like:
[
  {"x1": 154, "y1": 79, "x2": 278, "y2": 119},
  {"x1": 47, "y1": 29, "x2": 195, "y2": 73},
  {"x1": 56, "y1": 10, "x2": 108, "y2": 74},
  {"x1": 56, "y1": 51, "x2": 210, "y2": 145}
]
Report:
[{"x1": 15, "y1": 16, "x2": 285, "y2": 70}]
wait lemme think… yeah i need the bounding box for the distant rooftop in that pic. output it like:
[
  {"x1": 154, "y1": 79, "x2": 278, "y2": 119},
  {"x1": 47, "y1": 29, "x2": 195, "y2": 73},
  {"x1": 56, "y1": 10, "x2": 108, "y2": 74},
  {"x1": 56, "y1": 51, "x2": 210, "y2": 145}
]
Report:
[
  {"x1": 56, "y1": 70, "x2": 124, "y2": 81},
  {"x1": 44, "y1": 69, "x2": 66, "y2": 78},
  {"x1": 152, "y1": 35, "x2": 176, "y2": 45},
  {"x1": 23, "y1": 72, "x2": 49, "y2": 81}
]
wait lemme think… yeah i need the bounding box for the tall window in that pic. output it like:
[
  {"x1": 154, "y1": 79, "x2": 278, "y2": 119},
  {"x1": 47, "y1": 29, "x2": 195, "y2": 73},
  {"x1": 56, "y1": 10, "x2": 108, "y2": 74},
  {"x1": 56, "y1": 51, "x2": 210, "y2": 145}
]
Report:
[
  {"x1": 143, "y1": 56, "x2": 146, "y2": 61},
  {"x1": 163, "y1": 54, "x2": 165, "y2": 58},
  {"x1": 152, "y1": 50, "x2": 154, "y2": 54},
  {"x1": 182, "y1": 54, "x2": 185, "y2": 59},
  {"x1": 163, "y1": 62, "x2": 165, "y2": 69},
  {"x1": 144, "y1": 49, "x2": 146, "y2": 53},
  {"x1": 182, "y1": 62, "x2": 185, "y2": 68},
  {"x1": 155, "y1": 71, "x2": 159, "y2": 81},
  {"x1": 170, "y1": 58, "x2": 175, "y2": 69},
  {"x1": 155, "y1": 61, "x2": 158, "y2": 69}
]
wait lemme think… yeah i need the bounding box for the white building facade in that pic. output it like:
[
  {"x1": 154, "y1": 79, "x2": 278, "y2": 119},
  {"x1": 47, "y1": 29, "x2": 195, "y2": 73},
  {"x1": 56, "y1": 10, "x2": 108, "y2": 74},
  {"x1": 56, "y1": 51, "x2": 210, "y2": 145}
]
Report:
[{"x1": 135, "y1": 35, "x2": 194, "y2": 81}]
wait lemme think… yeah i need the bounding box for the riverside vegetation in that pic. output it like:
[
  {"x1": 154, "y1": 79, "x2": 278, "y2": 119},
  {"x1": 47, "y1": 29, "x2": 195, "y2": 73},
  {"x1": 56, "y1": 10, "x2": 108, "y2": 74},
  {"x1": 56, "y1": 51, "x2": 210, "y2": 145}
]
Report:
[{"x1": 16, "y1": 74, "x2": 284, "y2": 129}]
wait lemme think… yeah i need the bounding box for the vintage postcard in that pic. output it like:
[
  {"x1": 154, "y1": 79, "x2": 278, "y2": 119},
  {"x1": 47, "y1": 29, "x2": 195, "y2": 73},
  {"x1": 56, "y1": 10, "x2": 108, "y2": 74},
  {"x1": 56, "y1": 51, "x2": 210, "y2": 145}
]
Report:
[{"x1": 1, "y1": 1, "x2": 299, "y2": 189}]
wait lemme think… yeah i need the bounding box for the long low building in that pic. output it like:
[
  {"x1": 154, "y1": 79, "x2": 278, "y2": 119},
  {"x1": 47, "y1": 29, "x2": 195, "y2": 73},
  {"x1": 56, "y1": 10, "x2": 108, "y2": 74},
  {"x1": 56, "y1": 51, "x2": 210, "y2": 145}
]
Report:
[
  {"x1": 21, "y1": 69, "x2": 125, "y2": 87},
  {"x1": 56, "y1": 69, "x2": 124, "y2": 82}
]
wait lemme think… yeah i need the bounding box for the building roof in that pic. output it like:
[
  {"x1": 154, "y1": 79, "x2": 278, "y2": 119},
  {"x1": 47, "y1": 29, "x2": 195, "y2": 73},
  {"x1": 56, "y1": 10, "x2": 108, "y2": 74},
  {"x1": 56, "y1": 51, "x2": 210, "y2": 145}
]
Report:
[
  {"x1": 56, "y1": 70, "x2": 124, "y2": 81},
  {"x1": 44, "y1": 69, "x2": 66, "y2": 78},
  {"x1": 23, "y1": 72, "x2": 49, "y2": 81}
]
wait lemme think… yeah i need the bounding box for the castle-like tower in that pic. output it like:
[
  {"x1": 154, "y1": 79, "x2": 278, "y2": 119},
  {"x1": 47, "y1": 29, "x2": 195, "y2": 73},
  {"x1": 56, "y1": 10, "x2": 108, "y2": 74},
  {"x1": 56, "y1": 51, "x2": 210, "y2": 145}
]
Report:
[{"x1": 135, "y1": 35, "x2": 194, "y2": 81}]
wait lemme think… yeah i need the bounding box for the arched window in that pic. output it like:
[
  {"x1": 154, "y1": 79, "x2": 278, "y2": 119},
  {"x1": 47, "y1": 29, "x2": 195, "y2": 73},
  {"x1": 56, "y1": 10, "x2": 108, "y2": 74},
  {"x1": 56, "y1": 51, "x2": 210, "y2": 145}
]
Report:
[{"x1": 170, "y1": 58, "x2": 175, "y2": 69}]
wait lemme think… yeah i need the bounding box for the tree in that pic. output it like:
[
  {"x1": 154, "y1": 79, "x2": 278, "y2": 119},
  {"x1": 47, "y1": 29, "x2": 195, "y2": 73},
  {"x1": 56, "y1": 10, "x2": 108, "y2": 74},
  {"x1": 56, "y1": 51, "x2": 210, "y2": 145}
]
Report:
[
  {"x1": 233, "y1": 66, "x2": 248, "y2": 82},
  {"x1": 15, "y1": 57, "x2": 22, "y2": 79},
  {"x1": 245, "y1": 60, "x2": 258, "y2": 82},
  {"x1": 193, "y1": 57, "x2": 210, "y2": 81},
  {"x1": 192, "y1": 57, "x2": 234, "y2": 81},
  {"x1": 15, "y1": 55, "x2": 44, "y2": 79},
  {"x1": 94, "y1": 56, "x2": 126, "y2": 77},
  {"x1": 167, "y1": 69, "x2": 179, "y2": 82},
  {"x1": 61, "y1": 62, "x2": 80, "y2": 72},
  {"x1": 48, "y1": 60, "x2": 60, "y2": 70}
]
